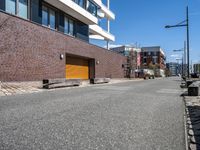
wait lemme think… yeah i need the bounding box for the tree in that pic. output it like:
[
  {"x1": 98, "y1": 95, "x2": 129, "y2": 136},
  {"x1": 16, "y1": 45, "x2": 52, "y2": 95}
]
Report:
[{"x1": 126, "y1": 50, "x2": 137, "y2": 78}]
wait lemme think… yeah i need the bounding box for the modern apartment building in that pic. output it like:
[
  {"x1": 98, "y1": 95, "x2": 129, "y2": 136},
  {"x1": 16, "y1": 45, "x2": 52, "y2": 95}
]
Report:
[
  {"x1": 141, "y1": 46, "x2": 166, "y2": 77},
  {"x1": 0, "y1": 0, "x2": 126, "y2": 81}
]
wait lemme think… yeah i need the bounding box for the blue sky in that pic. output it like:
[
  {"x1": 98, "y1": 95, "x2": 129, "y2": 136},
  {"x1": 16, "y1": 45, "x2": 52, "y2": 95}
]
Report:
[{"x1": 91, "y1": 0, "x2": 200, "y2": 64}]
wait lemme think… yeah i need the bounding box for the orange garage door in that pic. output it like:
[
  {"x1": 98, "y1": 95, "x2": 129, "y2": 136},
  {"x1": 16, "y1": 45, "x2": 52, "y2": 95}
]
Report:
[{"x1": 66, "y1": 57, "x2": 89, "y2": 79}]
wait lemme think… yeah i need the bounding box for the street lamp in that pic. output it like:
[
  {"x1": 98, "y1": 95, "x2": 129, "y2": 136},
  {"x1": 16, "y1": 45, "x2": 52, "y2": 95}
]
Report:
[{"x1": 165, "y1": 6, "x2": 190, "y2": 78}]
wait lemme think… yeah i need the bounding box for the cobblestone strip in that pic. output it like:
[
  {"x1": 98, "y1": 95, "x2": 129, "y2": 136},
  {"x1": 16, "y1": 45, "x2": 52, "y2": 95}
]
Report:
[
  {"x1": 184, "y1": 96, "x2": 200, "y2": 150},
  {"x1": 0, "y1": 82, "x2": 43, "y2": 97}
]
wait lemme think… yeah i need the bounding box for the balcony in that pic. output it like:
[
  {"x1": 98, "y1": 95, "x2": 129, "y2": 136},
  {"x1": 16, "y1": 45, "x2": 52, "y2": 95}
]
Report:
[
  {"x1": 93, "y1": 0, "x2": 115, "y2": 20},
  {"x1": 89, "y1": 25, "x2": 115, "y2": 41},
  {"x1": 44, "y1": 0, "x2": 98, "y2": 25}
]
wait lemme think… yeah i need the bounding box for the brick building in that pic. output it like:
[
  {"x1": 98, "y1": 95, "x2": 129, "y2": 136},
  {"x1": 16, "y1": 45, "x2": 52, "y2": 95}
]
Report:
[
  {"x1": 0, "y1": 0, "x2": 127, "y2": 81},
  {"x1": 111, "y1": 45, "x2": 141, "y2": 78},
  {"x1": 141, "y1": 46, "x2": 166, "y2": 77}
]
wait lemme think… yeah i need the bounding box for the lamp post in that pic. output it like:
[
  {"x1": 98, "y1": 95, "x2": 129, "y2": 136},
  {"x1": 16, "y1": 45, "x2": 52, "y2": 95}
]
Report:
[{"x1": 165, "y1": 6, "x2": 190, "y2": 78}]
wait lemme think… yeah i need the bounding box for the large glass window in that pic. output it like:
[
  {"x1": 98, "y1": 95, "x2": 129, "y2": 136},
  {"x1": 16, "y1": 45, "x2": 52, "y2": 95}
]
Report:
[
  {"x1": 6, "y1": 0, "x2": 16, "y2": 15},
  {"x1": 49, "y1": 9, "x2": 55, "y2": 29},
  {"x1": 87, "y1": 0, "x2": 97, "y2": 16},
  {"x1": 78, "y1": 0, "x2": 84, "y2": 8},
  {"x1": 64, "y1": 17, "x2": 69, "y2": 34},
  {"x1": 64, "y1": 17, "x2": 74, "y2": 36},
  {"x1": 19, "y1": 0, "x2": 28, "y2": 19},
  {"x1": 73, "y1": 0, "x2": 85, "y2": 8},
  {"x1": 69, "y1": 19, "x2": 74, "y2": 36},
  {"x1": 42, "y1": 5, "x2": 56, "y2": 29},
  {"x1": 42, "y1": 5, "x2": 48, "y2": 26}
]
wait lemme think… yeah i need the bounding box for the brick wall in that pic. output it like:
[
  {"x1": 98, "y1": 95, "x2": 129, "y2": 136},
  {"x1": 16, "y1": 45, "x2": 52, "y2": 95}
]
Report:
[{"x1": 0, "y1": 12, "x2": 127, "y2": 81}]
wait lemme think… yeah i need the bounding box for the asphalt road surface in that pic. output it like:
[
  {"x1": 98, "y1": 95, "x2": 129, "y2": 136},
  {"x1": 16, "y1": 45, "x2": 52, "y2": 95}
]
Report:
[{"x1": 0, "y1": 77, "x2": 185, "y2": 150}]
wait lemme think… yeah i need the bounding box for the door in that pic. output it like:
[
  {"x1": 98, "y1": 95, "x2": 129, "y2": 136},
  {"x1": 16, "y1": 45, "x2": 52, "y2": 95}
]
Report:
[{"x1": 66, "y1": 56, "x2": 89, "y2": 79}]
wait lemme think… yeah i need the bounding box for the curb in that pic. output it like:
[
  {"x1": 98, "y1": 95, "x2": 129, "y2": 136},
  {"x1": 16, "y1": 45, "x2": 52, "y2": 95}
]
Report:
[{"x1": 183, "y1": 97, "x2": 189, "y2": 150}]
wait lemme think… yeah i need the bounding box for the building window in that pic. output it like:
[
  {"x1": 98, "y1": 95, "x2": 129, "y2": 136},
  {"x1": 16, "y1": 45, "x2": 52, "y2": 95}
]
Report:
[
  {"x1": 69, "y1": 19, "x2": 74, "y2": 36},
  {"x1": 19, "y1": 0, "x2": 28, "y2": 19},
  {"x1": 42, "y1": 5, "x2": 56, "y2": 29},
  {"x1": 5, "y1": 0, "x2": 29, "y2": 19},
  {"x1": 87, "y1": 0, "x2": 97, "y2": 16},
  {"x1": 64, "y1": 17, "x2": 69, "y2": 34},
  {"x1": 6, "y1": 0, "x2": 16, "y2": 15},
  {"x1": 64, "y1": 16, "x2": 74, "y2": 36},
  {"x1": 49, "y1": 9, "x2": 55, "y2": 29},
  {"x1": 42, "y1": 6, "x2": 48, "y2": 26},
  {"x1": 153, "y1": 58, "x2": 157, "y2": 64},
  {"x1": 73, "y1": 0, "x2": 85, "y2": 8},
  {"x1": 143, "y1": 58, "x2": 147, "y2": 63},
  {"x1": 78, "y1": 0, "x2": 85, "y2": 8}
]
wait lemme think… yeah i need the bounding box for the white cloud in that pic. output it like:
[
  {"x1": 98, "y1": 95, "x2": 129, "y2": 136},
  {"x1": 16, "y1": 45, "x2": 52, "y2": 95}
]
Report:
[
  {"x1": 104, "y1": 44, "x2": 122, "y2": 49},
  {"x1": 170, "y1": 54, "x2": 180, "y2": 57}
]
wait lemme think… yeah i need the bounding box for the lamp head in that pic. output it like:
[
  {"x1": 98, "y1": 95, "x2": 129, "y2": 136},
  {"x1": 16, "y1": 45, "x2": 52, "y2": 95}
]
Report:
[{"x1": 165, "y1": 25, "x2": 170, "y2": 28}]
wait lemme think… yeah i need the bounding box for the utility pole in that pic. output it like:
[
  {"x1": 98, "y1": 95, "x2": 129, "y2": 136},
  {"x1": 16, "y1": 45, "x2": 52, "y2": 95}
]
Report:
[
  {"x1": 106, "y1": 0, "x2": 110, "y2": 50},
  {"x1": 165, "y1": 6, "x2": 190, "y2": 78},
  {"x1": 186, "y1": 6, "x2": 190, "y2": 78}
]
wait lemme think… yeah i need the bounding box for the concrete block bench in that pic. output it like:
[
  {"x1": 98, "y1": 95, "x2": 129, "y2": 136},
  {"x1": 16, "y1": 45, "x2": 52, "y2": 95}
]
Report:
[
  {"x1": 188, "y1": 81, "x2": 200, "y2": 96},
  {"x1": 90, "y1": 78, "x2": 110, "y2": 84},
  {"x1": 43, "y1": 78, "x2": 81, "y2": 89},
  {"x1": 186, "y1": 80, "x2": 194, "y2": 88},
  {"x1": 180, "y1": 81, "x2": 186, "y2": 88}
]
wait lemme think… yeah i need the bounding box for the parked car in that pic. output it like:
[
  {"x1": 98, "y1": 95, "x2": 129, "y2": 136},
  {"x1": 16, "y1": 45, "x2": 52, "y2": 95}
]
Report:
[
  {"x1": 191, "y1": 73, "x2": 199, "y2": 78},
  {"x1": 137, "y1": 69, "x2": 155, "y2": 79}
]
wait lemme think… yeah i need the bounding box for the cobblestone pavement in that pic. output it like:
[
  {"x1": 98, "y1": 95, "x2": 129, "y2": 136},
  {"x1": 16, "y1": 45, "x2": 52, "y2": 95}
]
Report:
[
  {"x1": 0, "y1": 79, "x2": 143, "y2": 97},
  {"x1": 0, "y1": 81, "x2": 43, "y2": 96},
  {"x1": 184, "y1": 96, "x2": 200, "y2": 150}
]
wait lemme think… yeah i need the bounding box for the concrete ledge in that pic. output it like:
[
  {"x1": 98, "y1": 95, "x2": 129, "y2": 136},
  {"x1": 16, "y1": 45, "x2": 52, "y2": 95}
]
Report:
[
  {"x1": 43, "y1": 78, "x2": 81, "y2": 89},
  {"x1": 186, "y1": 80, "x2": 194, "y2": 88},
  {"x1": 188, "y1": 81, "x2": 200, "y2": 96},
  {"x1": 180, "y1": 81, "x2": 187, "y2": 88},
  {"x1": 90, "y1": 78, "x2": 110, "y2": 84}
]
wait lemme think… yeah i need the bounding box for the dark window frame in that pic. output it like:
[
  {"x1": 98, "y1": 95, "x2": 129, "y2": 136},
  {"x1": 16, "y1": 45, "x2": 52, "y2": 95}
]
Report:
[
  {"x1": 64, "y1": 15, "x2": 75, "y2": 36},
  {"x1": 42, "y1": 2, "x2": 57, "y2": 30},
  {"x1": 87, "y1": 0, "x2": 97, "y2": 16},
  {"x1": 4, "y1": 0, "x2": 30, "y2": 19}
]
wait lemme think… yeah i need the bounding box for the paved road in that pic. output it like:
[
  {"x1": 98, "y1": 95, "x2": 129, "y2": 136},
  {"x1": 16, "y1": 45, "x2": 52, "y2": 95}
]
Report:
[{"x1": 0, "y1": 77, "x2": 185, "y2": 150}]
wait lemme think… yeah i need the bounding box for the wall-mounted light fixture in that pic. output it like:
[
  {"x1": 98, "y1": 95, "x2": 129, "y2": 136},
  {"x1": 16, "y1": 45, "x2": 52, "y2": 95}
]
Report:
[
  {"x1": 60, "y1": 54, "x2": 64, "y2": 60},
  {"x1": 96, "y1": 60, "x2": 100, "y2": 65}
]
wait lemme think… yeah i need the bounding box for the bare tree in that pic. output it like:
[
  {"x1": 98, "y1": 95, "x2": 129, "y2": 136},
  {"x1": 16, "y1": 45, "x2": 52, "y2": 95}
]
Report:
[{"x1": 125, "y1": 50, "x2": 137, "y2": 78}]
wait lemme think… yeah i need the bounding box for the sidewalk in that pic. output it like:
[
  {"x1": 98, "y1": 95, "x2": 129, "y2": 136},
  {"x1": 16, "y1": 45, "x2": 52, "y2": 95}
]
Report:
[{"x1": 0, "y1": 78, "x2": 143, "y2": 97}]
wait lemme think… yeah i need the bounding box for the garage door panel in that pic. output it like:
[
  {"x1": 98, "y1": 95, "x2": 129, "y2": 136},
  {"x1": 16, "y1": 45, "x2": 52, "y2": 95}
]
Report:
[{"x1": 66, "y1": 57, "x2": 89, "y2": 79}]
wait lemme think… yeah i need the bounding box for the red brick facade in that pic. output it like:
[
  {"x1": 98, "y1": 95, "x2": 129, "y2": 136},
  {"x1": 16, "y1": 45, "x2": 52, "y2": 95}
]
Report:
[{"x1": 0, "y1": 12, "x2": 126, "y2": 81}]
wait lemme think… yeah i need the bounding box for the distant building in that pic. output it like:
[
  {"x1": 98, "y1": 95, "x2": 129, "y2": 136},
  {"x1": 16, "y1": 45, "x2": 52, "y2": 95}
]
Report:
[
  {"x1": 111, "y1": 45, "x2": 141, "y2": 69},
  {"x1": 111, "y1": 45, "x2": 141, "y2": 78},
  {"x1": 141, "y1": 46, "x2": 166, "y2": 77},
  {"x1": 193, "y1": 64, "x2": 200, "y2": 74},
  {"x1": 166, "y1": 62, "x2": 181, "y2": 76}
]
